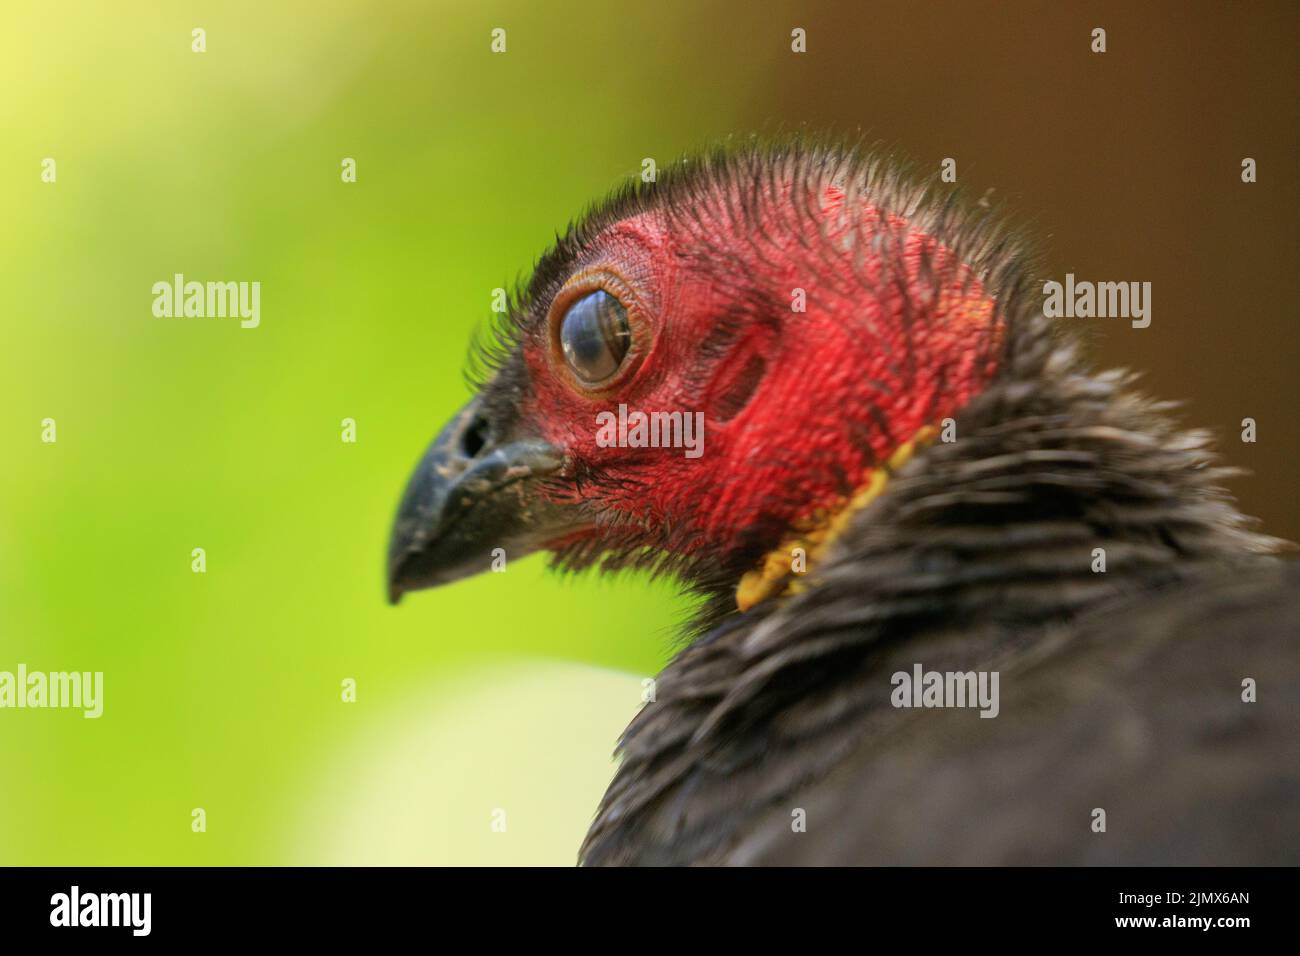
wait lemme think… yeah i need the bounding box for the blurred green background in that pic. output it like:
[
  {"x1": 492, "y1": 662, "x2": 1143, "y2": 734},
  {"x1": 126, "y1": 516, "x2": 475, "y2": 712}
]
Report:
[{"x1": 1, "y1": 1, "x2": 1296, "y2": 865}]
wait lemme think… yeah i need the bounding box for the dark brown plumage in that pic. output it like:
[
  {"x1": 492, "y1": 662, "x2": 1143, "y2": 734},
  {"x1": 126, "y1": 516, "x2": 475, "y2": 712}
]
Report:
[{"x1": 580, "y1": 307, "x2": 1297, "y2": 865}]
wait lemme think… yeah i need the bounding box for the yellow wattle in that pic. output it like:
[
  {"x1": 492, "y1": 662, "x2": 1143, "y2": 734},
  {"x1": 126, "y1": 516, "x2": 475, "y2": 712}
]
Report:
[{"x1": 735, "y1": 424, "x2": 939, "y2": 612}]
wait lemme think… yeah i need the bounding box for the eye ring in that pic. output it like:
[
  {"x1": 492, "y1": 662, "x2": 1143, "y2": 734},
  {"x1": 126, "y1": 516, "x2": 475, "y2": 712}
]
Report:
[{"x1": 547, "y1": 270, "x2": 645, "y2": 394}]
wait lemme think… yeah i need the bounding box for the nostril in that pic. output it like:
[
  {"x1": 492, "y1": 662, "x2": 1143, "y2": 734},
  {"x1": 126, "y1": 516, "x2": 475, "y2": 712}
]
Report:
[{"x1": 461, "y1": 414, "x2": 492, "y2": 458}]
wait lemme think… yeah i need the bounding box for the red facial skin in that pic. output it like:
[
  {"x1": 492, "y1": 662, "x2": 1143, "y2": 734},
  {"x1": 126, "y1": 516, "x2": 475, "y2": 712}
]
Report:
[{"x1": 519, "y1": 183, "x2": 1004, "y2": 563}]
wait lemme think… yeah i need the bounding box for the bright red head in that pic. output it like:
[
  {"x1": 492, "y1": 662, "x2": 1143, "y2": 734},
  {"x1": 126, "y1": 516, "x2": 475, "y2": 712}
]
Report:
[{"x1": 389, "y1": 144, "x2": 1019, "y2": 603}]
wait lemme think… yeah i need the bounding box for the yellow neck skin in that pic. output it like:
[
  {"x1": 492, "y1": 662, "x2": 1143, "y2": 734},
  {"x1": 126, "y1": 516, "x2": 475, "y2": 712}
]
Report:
[{"x1": 735, "y1": 425, "x2": 938, "y2": 612}]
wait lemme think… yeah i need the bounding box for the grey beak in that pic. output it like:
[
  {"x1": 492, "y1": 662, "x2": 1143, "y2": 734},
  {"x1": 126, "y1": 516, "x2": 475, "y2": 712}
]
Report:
[{"x1": 386, "y1": 399, "x2": 578, "y2": 603}]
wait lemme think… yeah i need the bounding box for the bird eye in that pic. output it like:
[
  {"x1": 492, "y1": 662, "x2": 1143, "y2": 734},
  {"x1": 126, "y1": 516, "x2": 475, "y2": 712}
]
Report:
[{"x1": 558, "y1": 289, "x2": 631, "y2": 385}]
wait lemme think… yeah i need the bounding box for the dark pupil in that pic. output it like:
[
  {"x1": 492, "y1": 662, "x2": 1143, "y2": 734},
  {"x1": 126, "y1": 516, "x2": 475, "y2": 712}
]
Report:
[{"x1": 559, "y1": 290, "x2": 630, "y2": 383}]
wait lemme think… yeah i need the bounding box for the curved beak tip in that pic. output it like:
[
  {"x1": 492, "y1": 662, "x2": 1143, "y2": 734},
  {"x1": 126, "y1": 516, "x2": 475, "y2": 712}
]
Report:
[{"x1": 385, "y1": 401, "x2": 574, "y2": 604}]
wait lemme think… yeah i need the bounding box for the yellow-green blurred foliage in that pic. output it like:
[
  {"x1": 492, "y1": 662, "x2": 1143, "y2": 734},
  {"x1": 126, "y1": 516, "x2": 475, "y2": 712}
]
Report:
[{"x1": 0, "y1": 0, "x2": 804, "y2": 865}]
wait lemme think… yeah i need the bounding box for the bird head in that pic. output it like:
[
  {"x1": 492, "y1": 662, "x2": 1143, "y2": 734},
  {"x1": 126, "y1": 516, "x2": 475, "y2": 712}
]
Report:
[{"x1": 387, "y1": 143, "x2": 1019, "y2": 610}]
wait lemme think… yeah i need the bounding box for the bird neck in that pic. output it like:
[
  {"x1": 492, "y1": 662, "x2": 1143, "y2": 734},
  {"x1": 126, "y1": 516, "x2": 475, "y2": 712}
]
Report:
[
  {"x1": 697, "y1": 324, "x2": 1281, "y2": 638},
  {"x1": 735, "y1": 424, "x2": 940, "y2": 612}
]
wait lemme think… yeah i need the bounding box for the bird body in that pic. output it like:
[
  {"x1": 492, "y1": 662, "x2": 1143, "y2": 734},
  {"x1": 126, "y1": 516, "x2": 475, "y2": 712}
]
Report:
[
  {"x1": 388, "y1": 142, "x2": 1299, "y2": 866},
  {"x1": 579, "y1": 310, "x2": 1297, "y2": 864}
]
